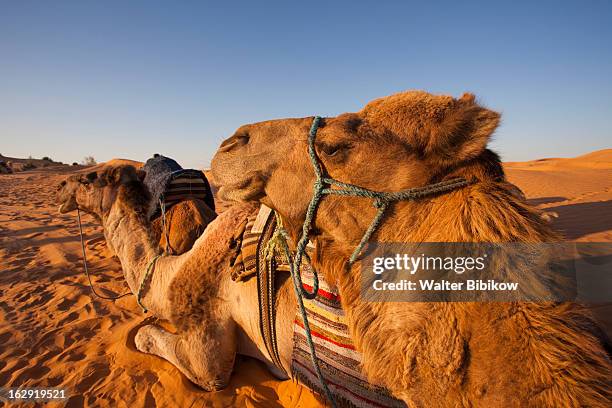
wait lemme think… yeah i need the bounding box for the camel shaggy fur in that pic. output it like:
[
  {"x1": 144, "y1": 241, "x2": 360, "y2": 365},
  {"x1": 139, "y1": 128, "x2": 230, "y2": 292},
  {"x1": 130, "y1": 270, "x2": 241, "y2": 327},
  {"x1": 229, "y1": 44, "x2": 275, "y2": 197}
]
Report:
[{"x1": 211, "y1": 90, "x2": 612, "y2": 407}]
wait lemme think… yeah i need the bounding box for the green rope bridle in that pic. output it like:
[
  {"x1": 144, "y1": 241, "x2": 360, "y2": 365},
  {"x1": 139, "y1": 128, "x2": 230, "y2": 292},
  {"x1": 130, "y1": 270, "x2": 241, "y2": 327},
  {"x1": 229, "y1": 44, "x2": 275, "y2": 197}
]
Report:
[
  {"x1": 276, "y1": 116, "x2": 473, "y2": 406},
  {"x1": 291, "y1": 115, "x2": 473, "y2": 296}
]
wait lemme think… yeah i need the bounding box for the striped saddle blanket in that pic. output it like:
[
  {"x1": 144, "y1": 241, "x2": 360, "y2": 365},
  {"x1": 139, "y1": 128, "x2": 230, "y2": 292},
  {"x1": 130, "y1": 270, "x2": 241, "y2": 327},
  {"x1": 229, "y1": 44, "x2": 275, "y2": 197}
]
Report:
[
  {"x1": 233, "y1": 205, "x2": 405, "y2": 408},
  {"x1": 293, "y1": 269, "x2": 406, "y2": 408}
]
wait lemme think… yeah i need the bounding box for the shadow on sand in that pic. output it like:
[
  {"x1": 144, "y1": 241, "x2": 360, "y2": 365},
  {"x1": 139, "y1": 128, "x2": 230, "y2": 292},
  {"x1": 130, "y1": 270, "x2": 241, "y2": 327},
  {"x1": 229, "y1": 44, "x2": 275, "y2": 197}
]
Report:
[
  {"x1": 527, "y1": 196, "x2": 567, "y2": 206},
  {"x1": 547, "y1": 200, "x2": 612, "y2": 240}
]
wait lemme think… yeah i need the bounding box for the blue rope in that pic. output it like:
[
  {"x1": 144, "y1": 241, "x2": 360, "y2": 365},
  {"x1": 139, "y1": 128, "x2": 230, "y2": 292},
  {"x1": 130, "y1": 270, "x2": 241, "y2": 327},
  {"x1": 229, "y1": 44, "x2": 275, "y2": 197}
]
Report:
[{"x1": 280, "y1": 116, "x2": 473, "y2": 406}]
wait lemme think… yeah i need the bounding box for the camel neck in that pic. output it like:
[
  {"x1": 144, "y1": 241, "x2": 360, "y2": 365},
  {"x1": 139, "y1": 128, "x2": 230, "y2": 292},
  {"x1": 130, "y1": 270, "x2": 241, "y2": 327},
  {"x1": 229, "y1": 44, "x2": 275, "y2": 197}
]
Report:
[
  {"x1": 400, "y1": 182, "x2": 556, "y2": 243},
  {"x1": 102, "y1": 201, "x2": 159, "y2": 306}
]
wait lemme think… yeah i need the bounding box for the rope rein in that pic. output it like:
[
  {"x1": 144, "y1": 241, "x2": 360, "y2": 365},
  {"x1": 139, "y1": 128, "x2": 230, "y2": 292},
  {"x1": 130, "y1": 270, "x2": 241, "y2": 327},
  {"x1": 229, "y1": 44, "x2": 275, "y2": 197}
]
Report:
[
  {"x1": 77, "y1": 208, "x2": 160, "y2": 313},
  {"x1": 268, "y1": 116, "x2": 473, "y2": 407},
  {"x1": 137, "y1": 254, "x2": 162, "y2": 313},
  {"x1": 159, "y1": 198, "x2": 173, "y2": 255},
  {"x1": 137, "y1": 198, "x2": 172, "y2": 312},
  {"x1": 76, "y1": 208, "x2": 131, "y2": 300}
]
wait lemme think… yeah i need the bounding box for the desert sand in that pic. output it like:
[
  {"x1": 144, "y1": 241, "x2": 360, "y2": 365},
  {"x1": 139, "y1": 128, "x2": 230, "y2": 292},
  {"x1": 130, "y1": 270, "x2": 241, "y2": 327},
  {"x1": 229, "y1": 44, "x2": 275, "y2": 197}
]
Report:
[{"x1": 1, "y1": 150, "x2": 611, "y2": 407}]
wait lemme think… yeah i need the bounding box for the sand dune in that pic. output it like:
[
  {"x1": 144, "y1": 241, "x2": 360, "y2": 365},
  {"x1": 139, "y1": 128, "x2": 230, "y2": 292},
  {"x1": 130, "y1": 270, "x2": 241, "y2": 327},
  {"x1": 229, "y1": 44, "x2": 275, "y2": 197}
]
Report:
[
  {"x1": 505, "y1": 149, "x2": 612, "y2": 241},
  {"x1": 1, "y1": 151, "x2": 611, "y2": 407},
  {"x1": 505, "y1": 149, "x2": 612, "y2": 170},
  {"x1": 86, "y1": 159, "x2": 145, "y2": 172}
]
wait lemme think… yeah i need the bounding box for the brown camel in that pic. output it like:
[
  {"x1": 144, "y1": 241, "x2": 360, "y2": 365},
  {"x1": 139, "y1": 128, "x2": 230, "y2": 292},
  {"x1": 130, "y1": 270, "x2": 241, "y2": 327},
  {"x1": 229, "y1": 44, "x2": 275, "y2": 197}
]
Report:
[
  {"x1": 56, "y1": 166, "x2": 300, "y2": 391},
  {"x1": 211, "y1": 90, "x2": 612, "y2": 407},
  {"x1": 58, "y1": 169, "x2": 215, "y2": 255}
]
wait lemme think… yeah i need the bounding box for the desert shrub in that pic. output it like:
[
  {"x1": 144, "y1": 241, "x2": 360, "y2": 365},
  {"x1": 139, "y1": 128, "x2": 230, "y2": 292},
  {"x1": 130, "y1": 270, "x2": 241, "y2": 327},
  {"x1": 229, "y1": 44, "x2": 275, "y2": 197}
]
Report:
[
  {"x1": 72, "y1": 162, "x2": 79, "y2": 166},
  {"x1": 23, "y1": 162, "x2": 37, "y2": 170},
  {"x1": 42, "y1": 156, "x2": 52, "y2": 161},
  {"x1": 81, "y1": 156, "x2": 97, "y2": 166}
]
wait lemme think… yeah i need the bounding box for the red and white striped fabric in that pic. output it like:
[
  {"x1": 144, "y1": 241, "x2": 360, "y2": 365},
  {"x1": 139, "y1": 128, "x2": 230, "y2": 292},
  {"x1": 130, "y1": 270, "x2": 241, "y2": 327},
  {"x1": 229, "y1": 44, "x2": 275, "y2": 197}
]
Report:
[{"x1": 291, "y1": 267, "x2": 406, "y2": 408}]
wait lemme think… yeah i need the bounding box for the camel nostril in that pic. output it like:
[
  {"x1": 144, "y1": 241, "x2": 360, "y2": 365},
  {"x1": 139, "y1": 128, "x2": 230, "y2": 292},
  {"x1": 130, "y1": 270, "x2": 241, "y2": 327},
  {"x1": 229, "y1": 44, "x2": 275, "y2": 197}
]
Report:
[{"x1": 219, "y1": 133, "x2": 250, "y2": 153}]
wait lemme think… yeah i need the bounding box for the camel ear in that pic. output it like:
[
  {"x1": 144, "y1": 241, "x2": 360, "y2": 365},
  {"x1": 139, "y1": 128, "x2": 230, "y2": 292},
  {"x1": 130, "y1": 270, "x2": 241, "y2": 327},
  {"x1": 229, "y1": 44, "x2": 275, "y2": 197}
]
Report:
[
  {"x1": 136, "y1": 169, "x2": 146, "y2": 182},
  {"x1": 112, "y1": 166, "x2": 137, "y2": 184},
  {"x1": 92, "y1": 173, "x2": 108, "y2": 188},
  {"x1": 80, "y1": 171, "x2": 98, "y2": 186},
  {"x1": 429, "y1": 93, "x2": 500, "y2": 162},
  {"x1": 459, "y1": 92, "x2": 476, "y2": 103},
  {"x1": 100, "y1": 165, "x2": 137, "y2": 186}
]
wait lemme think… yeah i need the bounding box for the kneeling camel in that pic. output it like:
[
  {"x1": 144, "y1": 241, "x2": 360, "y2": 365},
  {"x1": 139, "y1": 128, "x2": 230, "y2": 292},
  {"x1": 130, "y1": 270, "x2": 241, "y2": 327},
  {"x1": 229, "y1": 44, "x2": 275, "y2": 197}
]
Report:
[
  {"x1": 211, "y1": 90, "x2": 612, "y2": 407},
  {"x1": 57, "y1": 166, "x2": 298, "y2": 390}
]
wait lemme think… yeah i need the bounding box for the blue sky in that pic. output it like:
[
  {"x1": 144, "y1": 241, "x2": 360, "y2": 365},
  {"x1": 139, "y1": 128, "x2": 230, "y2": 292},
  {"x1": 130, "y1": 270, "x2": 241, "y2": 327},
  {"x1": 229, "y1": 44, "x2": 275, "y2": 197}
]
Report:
[{"x1": 1, "y1": 1, "x2": 610, "y2": 168}]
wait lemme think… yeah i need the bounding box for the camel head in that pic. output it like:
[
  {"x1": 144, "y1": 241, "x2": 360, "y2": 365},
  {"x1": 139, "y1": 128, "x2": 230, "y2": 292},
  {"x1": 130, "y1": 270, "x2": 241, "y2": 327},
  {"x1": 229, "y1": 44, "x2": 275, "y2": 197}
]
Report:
[
  {"x1": 57, "y1": 165, "x2": 148, "y2": 221},
  {"x1": 212, "y1": 91, "x2": 503, "y2": 243}
]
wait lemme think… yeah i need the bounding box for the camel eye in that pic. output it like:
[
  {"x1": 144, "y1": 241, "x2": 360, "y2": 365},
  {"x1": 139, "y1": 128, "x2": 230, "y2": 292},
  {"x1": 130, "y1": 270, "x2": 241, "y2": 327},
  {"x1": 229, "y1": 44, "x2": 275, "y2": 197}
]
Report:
[
  {"x1": 323, "y1": 146, "x2": 339, "y2": 156},
  {"x1": 319, "y1": 142, "x2": 350, "y2": 158},
  {"x1": 236, "y1": 133, "x2": 250, "y2": 145}
]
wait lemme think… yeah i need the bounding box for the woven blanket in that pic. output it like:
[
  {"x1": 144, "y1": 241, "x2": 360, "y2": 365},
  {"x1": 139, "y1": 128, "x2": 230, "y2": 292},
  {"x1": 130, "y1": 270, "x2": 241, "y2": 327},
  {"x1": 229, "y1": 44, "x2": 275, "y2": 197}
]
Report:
[
  {"x1": 292, "y1": 268, "x2": 406, "y2": 408},
  {"x1": 232, "y1": 205, "x2": 405, "y2": 407}
]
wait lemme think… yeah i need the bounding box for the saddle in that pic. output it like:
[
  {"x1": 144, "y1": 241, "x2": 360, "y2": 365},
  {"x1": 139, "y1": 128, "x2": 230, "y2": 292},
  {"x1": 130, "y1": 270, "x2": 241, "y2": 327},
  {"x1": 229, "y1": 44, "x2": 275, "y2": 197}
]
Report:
[
  {"x1": 232, "y1": 205, "x2": 406, "y2": 408},
  {"x1": 142, "y1": 154, "x2": 215, "y2": 220}
]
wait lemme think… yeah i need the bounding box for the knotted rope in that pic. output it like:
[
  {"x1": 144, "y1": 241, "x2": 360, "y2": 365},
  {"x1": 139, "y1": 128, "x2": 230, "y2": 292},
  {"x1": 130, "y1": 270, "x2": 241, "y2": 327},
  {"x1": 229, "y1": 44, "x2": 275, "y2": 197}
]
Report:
[{"x1": 269, "y1": 116, "x2": 473, "y2": 407}]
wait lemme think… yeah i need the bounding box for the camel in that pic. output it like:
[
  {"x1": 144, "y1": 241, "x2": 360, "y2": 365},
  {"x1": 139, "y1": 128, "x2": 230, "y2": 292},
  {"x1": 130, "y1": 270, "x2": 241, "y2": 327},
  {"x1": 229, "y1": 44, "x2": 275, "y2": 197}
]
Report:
[
  {"x1": 211, "y1": 90, "x2": 612, "y2": 407},
  {"x1": 56, "y1": 166, "x2": 300, "y2": 391},
  {"x1": 58, "y1": 170, "x2": 215, "y2": 255}
]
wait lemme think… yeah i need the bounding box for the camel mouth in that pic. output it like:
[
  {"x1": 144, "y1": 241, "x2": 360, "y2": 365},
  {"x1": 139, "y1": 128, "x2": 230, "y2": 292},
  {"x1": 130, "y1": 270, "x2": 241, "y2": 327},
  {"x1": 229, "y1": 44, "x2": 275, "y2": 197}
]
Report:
[
  {"x1": 217, "y1": 185, "x2": 259, "y2": 203},
  {"x1": 58, "y1": 200, "x2": 77, "y2": 214},
  {"x1": 216, "y1": 174, "x2": 266, "y2": 203}
]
